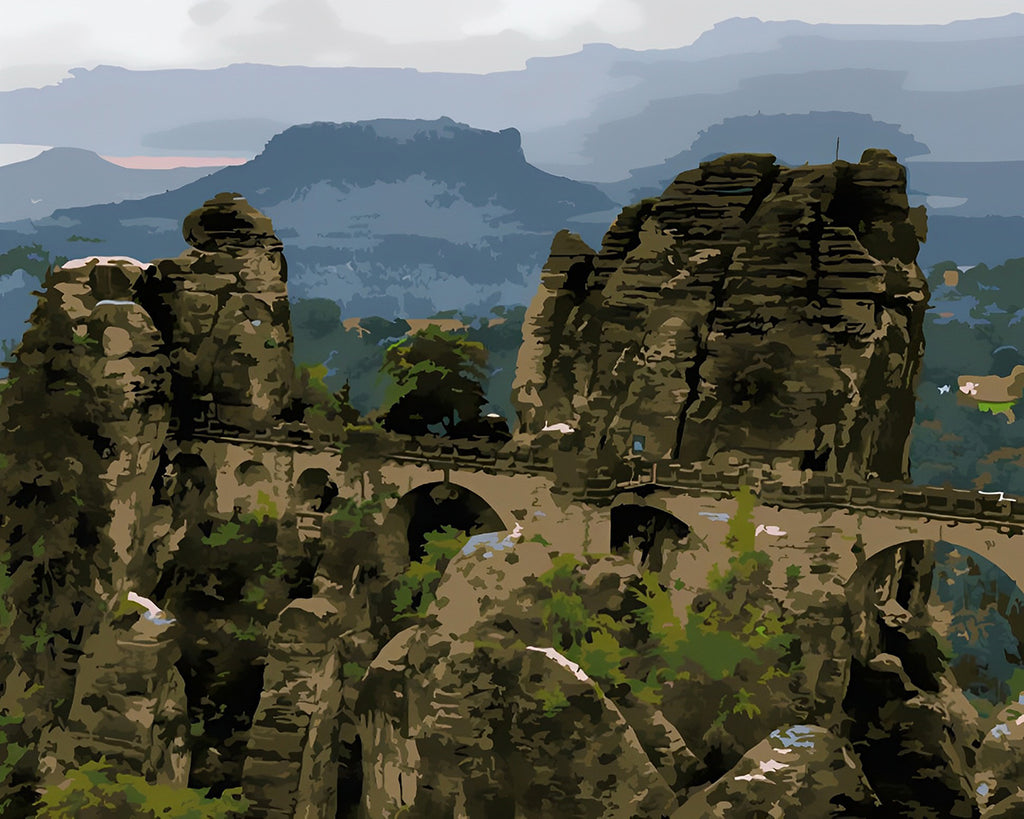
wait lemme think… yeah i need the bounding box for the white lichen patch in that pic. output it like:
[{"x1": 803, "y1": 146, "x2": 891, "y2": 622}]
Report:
[{"x1": 526, "y1": 646, "x2": 589, "y2": 681}]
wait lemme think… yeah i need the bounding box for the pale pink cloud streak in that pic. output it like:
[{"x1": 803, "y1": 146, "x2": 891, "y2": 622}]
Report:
[{"x1": 101, "y1": 155, "x2": 249, "y2": 170}]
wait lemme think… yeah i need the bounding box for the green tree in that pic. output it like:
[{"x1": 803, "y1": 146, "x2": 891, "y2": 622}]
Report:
[
  {"x1": 380, "y1": 324, "x2": 489, "y2": 435},
  {"x1": 292, "y1": 297, "x2": 341, "y2": 340}
]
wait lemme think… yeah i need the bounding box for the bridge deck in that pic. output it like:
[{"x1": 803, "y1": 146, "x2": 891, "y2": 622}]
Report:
[{"x1": 177, "y1": 428, "x2": 1024, "y2": 532}]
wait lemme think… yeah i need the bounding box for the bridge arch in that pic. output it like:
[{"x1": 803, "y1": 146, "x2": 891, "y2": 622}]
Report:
[
  {"x1": 841, "y1": 537, "x2": 1024, "y2": 811},
  {"x1": 931, "y1": 540, "x2": 1024, "y2": 705},
  {"x1": 846, "y1": 537, "x2": 1024, "y2": 707},
  {"x1": 610, "y1": 503, "x2": 691, "y2": 572},
  {"x1": 167, "y1": 452, "x2": 214, "y2": 514},
  {"x1": 381, "y1": 481, "x2": 507, "y2": 567},
  {"x1": 294, "y1": 467, "x2": 339, "y2": 514},
  {"x1": 235, "y1": 459, "x2": 271, "y2": 487}
]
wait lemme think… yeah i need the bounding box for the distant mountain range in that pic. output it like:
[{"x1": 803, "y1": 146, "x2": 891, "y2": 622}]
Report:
[
  {"x1": 2, "y1": 14, "x2": 1024, "y2": 184},
  {"x1": 1, "y1": 15, "x2": 1023, "y2": 342},
  {"x1": 0, "y1": 148, "x2": 219, "y2": 222},
  {"x1": 0, "y1": 118, "x2": 616, "y2": 316},
  {"x1": 601, "y1": 111, "x2": 932, "y2": 202}
]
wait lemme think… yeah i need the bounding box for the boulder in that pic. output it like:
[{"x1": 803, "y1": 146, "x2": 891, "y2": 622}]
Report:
[
  {"x1": 356, "y1": 627, "x2": 678, "y2": 818},
  {"x1": 975, "y1": 694, "x2": 1024, "y2": 814},
  {"x1": 673, "y1": 724, "x2": 878, "y2": 818}
]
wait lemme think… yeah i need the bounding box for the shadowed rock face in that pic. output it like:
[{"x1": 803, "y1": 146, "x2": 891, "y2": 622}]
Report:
[
  {"x1": 0, "y1": 196, "x2": 297, "y2": 800},
  {"x1": 182, "y1": 192, "x2": 283, "y2": 254},
  {"x1": 152, "y1": 193, "x2": 294, "y2": 432},
  {"x1": 513, "y1": 149, "x2": 929, "y2": 482}
]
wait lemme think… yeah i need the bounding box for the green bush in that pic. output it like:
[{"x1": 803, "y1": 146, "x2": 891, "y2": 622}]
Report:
[
  {"x1": 535, "y1": 486, "x2": 798, "y2": 720},
  {"x1": 537, "y1": 553, "x2": 649, "y2": 700},
  {"x1": 682, "y1": 485, "x2": 795, "y2": 683},
  {"x1": 392, "y1": 527, "x2": 466, "y2": 619},
  {"x1": 0, "y1": 713, "x2": 31, "y2": 806},
  {"x1": 36, "y1": 759, "x2": 249, "y2": 818}
]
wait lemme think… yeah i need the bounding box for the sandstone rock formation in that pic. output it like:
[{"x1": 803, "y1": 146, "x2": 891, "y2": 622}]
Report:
[
  {"x1": 0, "y1": 180, "x2": 1006, "y2": 819},
  {"x1": 153, "y1": 192, "x2": 295, "y2": 433},
  {"x1": 350, "y1": 539, "x2": 685, "y2": 818},
  {"x1": 0, "y1": 255, "x2": 177, "y2": 798},
  {"x1": 673, "y1": 724, "x2": 879, "y2": 817},
  {"x1": 513, "y1": 150, "x2": 929, "y2": 482},
  {"x1": 974, "y1": 695, "x2": 1024, "y2": 814},
  {"x1": 0, "y1": 194, "x2": 303, "y2": 806},
  {"x1": 843, "y1": 540, "x2": 982, "y2": 817}
]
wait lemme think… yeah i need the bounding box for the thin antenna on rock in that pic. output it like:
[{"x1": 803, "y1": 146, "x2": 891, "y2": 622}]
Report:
[{"x1": 835, "y1": 137, "x2": 840, "y2": 162}]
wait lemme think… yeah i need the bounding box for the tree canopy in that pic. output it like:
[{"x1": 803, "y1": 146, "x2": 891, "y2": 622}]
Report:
[{"x1": 380, "y1": 324, "x2": 488, "y2": 435}]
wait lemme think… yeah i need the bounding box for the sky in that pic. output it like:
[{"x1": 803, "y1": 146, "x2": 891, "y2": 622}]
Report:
[{"x1": 3, "y1": 0, "x2": 1024, "y2": 92}]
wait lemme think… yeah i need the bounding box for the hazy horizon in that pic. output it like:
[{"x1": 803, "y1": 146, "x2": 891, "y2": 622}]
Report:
[{"x1": 3, "y1": 3, "x2": 1024, "y2": 91}]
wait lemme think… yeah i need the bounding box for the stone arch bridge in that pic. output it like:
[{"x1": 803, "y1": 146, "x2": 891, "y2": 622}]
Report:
[{"x1": 184, "y1": 428, "x2": 1024, "y2": 596}]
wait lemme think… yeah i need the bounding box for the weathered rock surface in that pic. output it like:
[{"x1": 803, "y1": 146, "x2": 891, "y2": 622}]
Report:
[
  {"x1": 843, "y1": 540, "x2": 981, "y2": 818},
  {"x1": 51, "y1": 616, "x2": 189, "y2": 786},
  {"x1": 974, "y1": 695, "x2": 1024, "y2": 814},
  {"x1": 153, "y1": 192, "x2": 294, "y2": 432},
  {"x1": 0, "y1": 255, "x2": 177, "y2": 786},
  {"x1": 356, "y1": 628, "x2": 677, "y2": 818},
  {"x1": 344, "y1": 539, "x2": 694, "y2": 818},
  {"x1": 513, "y1": 150, "x2": 929, "y2": 482},
  {"x1": 0, "y1": 195, "x2": 306, "y2": 802},
  {"x1": 242, "y1": 597, "x2": 352, "y2": 819},
  {"x1": 673, "y1": 725, "x2": 879, "y2": 818}
]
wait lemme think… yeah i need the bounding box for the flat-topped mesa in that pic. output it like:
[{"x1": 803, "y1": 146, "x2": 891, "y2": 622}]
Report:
[
  {"x1": 152, "y1": 193, "x2": 294, "y2": 432},
  {"x1": 512, "y1": 149, "x2": 929, "y2": 483}
]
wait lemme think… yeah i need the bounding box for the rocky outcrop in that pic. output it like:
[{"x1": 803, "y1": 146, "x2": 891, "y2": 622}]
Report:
[
  {"x1": 241, "y1": 597, "x2": 350, "y2": 819},
  {"x1": 152, "y1": 192, "x2": 294, "y2": 432},
  {"x1": 51, "y1": 616, "x2": 189, "y2": 786},
  {"x1": 843, "y1": 540, "x2": 981, "y2": 817},
  {"x1": 356, "y1": 628, "x2": 678, "y2": 818},
  {"x1": 973, "y1": 695, "x2": 1024, "y2": 814},
  {"x1": 339, "y1": 538, "x2": 695, "y2": 818},
  {"x1": 0, "y1": 195, "x2": 303, "y2": 802},
  {"x1": 513, "y1": 230, "x2": 597, "y2": 432},
  {"x1": 513, "y1": 150, "x2": 929, "y2": 482},
  {"x1": 0, "y1": 255, "x2": 176, "y2": 787},
  {"x1": 674, "y1": 725, "x2": 879, "y2": 817}
]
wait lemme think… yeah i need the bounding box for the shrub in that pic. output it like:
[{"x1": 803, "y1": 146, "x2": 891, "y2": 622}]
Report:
[
  {"x1": 392, "y1": 527, "x2": 466, "y2": 619},
  {"x1": 36, "y1": 759, "x2": 249, "y2": 818}
]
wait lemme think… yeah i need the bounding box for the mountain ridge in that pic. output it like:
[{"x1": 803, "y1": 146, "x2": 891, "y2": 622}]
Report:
[
  {"x1": 0, "y1": 117, "x2": 615, "y2": 320},
  {"x1": 0, "y1": 147, "x2": 220, "y2": 222},
  {"x1": 3, "y1": 15, "x2": 1024, "y2": 182}
]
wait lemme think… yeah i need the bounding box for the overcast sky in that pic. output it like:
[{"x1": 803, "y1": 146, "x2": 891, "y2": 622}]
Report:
[{"x1": 3, "y1": 0, "x2": 1024, "y2": 91}]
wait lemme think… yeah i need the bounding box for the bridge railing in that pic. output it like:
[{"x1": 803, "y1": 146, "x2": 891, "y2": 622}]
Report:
[
  {"x1": 618, "y1": 459, "x2": 1024, "y2": 526},
  {"x1": 169, "y1": 425, "x2": 1024, "y2": 528},
  {"x1": 392, "y1": 436, "x2": 554, "y2": 474}
]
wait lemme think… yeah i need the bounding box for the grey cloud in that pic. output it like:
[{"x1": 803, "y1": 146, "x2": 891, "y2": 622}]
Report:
[
  {"x1": 189, "y1": 0, "x2": 232, "y2": 26},
  {"x1": 218, "y1": 0, "x2": 355, "y2": 63}
]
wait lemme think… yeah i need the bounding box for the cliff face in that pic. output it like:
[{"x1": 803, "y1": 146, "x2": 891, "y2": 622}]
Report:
[
  {"x1": 513, "y1": 150, "x2": 929, "y2": 482},
  {"x1": 152, "y1": 192, "x2": 295, "y2": 432},
  {"x1": 0, "y1": 194, "x2": 299, "y2": 803}
]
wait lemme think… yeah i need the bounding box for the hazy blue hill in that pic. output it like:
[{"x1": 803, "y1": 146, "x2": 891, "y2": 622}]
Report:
[
  {"x1": 918, "y1": 216, "x2": 1024, "y2": 269},
  {"x1": 0, "y1": 147, "x2": 220, "y2": 222},
  {"x1": 904, "y1": 161, "x2": 1024, "y2": 218},
  {"x1": 218, "y1": 119, "x2": 612, "y2": 232},
  {"x1": 3, "y1": 15, "x2": 1023, "y2": 184},
  {"x1": 602, "y1": 111, "x2": 931, "y2": 202},
  {"x1": 0, "y1": 118, "x2": 615, "y2": 317}
]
